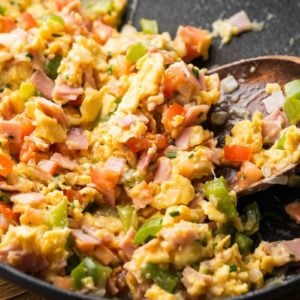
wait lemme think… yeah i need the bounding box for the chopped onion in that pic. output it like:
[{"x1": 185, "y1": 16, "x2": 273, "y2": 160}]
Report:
[
  {"x1": 220, "y1": 75, "x2": 239, "y2": 94},
  {"x1": 262, "y1": 91, "x2": 285, "y2": 114}
]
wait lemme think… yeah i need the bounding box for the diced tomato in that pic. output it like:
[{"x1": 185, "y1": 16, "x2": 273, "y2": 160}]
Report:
[
  {"x1": 0, "y1": 16, "x2": 16, "y2": 33},
  {"x1": 176, "y1": 26, "x2": 211, "y2": 61},
  {"x1": 154, "y1": 134, "x2": 168, "y2": 149},
  {"x1": 38, "y1": 159, "x2": 59, "y2": 176},
  {"x1": 237, "y1": 161, "x2": 263, "y2": 189},
  {"x1": 126, "y1": 137, "x2": 149, "y2": 153},
  {"x1": 19, "y1": 12, "x2": 38, "y2": 30},
  {"x1": 162, "y1": 103, "x2": 185, "y2": 129},
  {"x1": 92, "y1": 21, "x2": 113, "y2": 45},
  {"x1": 0, "y1": 154, "x2": 13, "y2": 177},
  {"x1": 55, "y1": 0, "x2": 71, "y2": 10},
  {"x1": 0, "y1": 203, "x2": 19, "y2": 224},
  {"x1": 224, "y1": 145, "x2": 252, "y2": 162},
  {"x1": 19, "y1": 140, "x2": 36, "y2": 163},
  {"x1": 20, "y1": 119, "x2": 35, "y2": 138},
  {"x1": 164, "y1": 64, "x2": 186, "y2": 98},
  {"x1": 64, "y1": 189, "x2": 81, "y2": 202},
  {"x1": 91, "y1": 168, "x2": 120, "y2": 193}
]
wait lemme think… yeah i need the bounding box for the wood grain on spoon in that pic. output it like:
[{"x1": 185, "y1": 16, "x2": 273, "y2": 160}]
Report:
[{"x1": 205, "y1": 55, "x2": 300, "y2": 194}]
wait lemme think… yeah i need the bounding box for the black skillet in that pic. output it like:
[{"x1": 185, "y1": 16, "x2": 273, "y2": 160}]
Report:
[{"x1": 1, "y1": 0, "x2": 300, "y2": 299}]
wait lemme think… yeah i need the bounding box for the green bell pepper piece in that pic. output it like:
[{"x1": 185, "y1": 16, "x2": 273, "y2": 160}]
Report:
[
  {"x1": 85, "y1": 0, "x2": 113, "y2": 13},
  {"x1": 71, "y1": 257, "x2": 111, "y2": 290},
  {"x1": 242, "y1": 202, "x2": 261, "y2": 235},
  {"x1": 142, "y1": 263, "x2": 180, "y2": 293},
  {"x1": 45, "y1": 55, "x2": 62, "y2": 80},
  {"x1": 126, "y1": 43, "x2": 148, "y2": 63},
  {"x1": 276, "y1": 133, "x2": 286, "y2": 150},
  {"x1": 48, "y1": 199, "x2": 68, "y2": 228},
  {"x1": 204, "y1": 177, "x2": 238, "y2": 218},
  {"x1": 284, "y1": 79, "x2": 300, "y2": 98},
  {"x1": 135, "y1": 216, "x2": 162, "y2": 244},
  {"x1": 140, "y1": 19, "x2": 159, "y2": 34},
  {"x1": 235, "y1": 233, "x2": 253, "y2": 255},
  {"x1": 117, "y1": 205, "x2": 139, "y2": 232},
  {"x1": 283, "y1": 95, "x2": 300, "y2": 124}
]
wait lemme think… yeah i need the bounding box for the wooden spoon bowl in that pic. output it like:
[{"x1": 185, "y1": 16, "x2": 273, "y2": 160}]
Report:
[{"x1": 205, "y1": 56, "x2": 300, "y2": 194}]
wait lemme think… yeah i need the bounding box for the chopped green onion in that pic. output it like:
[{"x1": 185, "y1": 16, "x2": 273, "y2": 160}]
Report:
[
  {"x1": 117, "y1": 205, "x2": 139, "y2": 232},
  {"x1": 169, "y1": 211, "x2": 180, "y2": 217},
  {"x1": 235, "y1": 233, "x2": 253, "y2": 255},
  {"x1": 135, "y1": 216, "x2": 162, "y2": 244},
  {"x1": 0, "y1": 5, "x2": 6, "y2": 15},
  {"x1": 25, "y1": 52, "x2": 33, "y2": 60},
  {"x1": 126, "y1": 43, "x2": 148, "y2": 63},
  {"x1": 166, "y1": 151, "x2": 177, "y2": 159},
  {"x1": 276, "y1": 133, "x2": 286, "y2": 150},
  {"x1": 283, "y1": 96, "x2": 300, "y2": 124},
  {"x1": 192, "y1": 67, "x2": 200, "y2": 79},
  {"x1": 284, "y1": 79, "x2": 300, "y2": 98},
  {"x1": 203, "y1": 177, "x2": 238, "y2": 218},
  {"x1": 142, "y1": 263, "x2": 181, "y2": 293},
  {"x1": 106, "y1": 65, "x2": 113, "y2": 75},
  {"x1": 140, "y1": 18, "x2": 158, "y2": 34},
  {"x1": 42, "y1": 14, "x2": 65, "y2": 26},
  {"x1": 45, "y1": 55, "x2": 62, "y2": 80},
  {"x1": 71, "y1": 257, "x2": 111, "y2": 290},
  {"x1": 229, "y1": 264, "x2": 237, "y2": 272}
]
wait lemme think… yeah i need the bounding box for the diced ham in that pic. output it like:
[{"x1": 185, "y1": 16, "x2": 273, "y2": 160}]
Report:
[
  {"x1": 262, "y1": 238, "x2": 300, "y2": 262},
  {"x1": 228, "y1": 10, "x2": 253, "y2": 33},
  {"x1": 30, "y1": 70, "x2": 54, "y2": 100},
  {"x1": 262, "y1": 121, "x2": 282, "y2": 145},
  {"x1": 262, "y1": 109, "x2": 288, "y2": 144},
  {"x1": 128, "y1": 181, "x2": 153, "y2": 210},
  {"x1": 52, "y1": 80, "x2": 83, "y2": 103},
  {"x1": 83, "y1": 67, "x2": 96, "y2": 89},
  {"x1": 117, "y1": 113, "x2": 149, "y2": 129},
  {"x1": 38, "y1": 159, "x2": 59, "y2": 175},
  {"x1": 37, "y1": 97, "x2": 67, "y2": 126},
  {"x1": 159, "y1": 220, "x2": 200, "y2": 247},
  {"x1": 50, "y1": 152, "x2": 77, "y2": 170},
  {"x1": 183, "y1": 105, "x2": 209, "y2": 127},
  {"x1": 104, "y1": 156, "x2": 126, "y2": 174},
  {"x1": 263, "y1": 91, "x2": 285, "y2": 114},
  {"x1": 154, "y1": 157, "x2": 172, "y2": 183},
  {"x1": 285, "y1": 201, "x2": 300, "y2": 224},
  {"x1": 182, "y1": 266, "x2": 212, "y2": 295},
  {"x1": 175, "y1": 127, "x2": 193, "y2": 150},
  {"x1": 94, "y1": 244, "x2": 116, "y2": 265},
  {"x1": 119, "y1": 227, "x2": 137, "y2": 259},
  {"x1": 25, "y1": 135, "x2": 49, "y2": 151},
  {"x1": 66, "y1": 127, "x2": 88, "y2": 150},
  {"x1": 71, "y1": 229, "x2": 101, "y2": 252},
  {"x1": 10, "y1": 192, "x2": 44, "y2": 205},
  {"x1": 0, "y1": 120, "x2": 21, "y2": 143},
  {"x1": 264, "y1": 108, "x2": 288, "y2": 125},
  {"x1": 137, "y1": 151, "x2": 153, "y2": 172}
]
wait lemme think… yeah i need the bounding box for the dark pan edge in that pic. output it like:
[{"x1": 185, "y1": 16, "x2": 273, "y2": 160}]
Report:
[{"x1": 1, "y1": 262, "x2": 300, "y2": 300}]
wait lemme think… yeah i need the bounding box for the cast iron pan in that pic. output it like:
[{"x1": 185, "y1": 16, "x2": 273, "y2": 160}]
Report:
[{"x1": 1, "y1": 1, "x2": 300, "y2": 299}]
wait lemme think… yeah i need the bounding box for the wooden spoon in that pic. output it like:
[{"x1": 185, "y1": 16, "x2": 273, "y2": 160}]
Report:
[{"x1": 205, "y1": 55, "x2": 300, "y2": 195}]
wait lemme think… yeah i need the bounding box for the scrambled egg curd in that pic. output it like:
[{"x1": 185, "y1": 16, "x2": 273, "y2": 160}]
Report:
[{"x1": 0, "y1": 1, "x2": 299, "y2": 299}]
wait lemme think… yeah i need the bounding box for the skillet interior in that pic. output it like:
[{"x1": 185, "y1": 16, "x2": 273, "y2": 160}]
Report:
[{"x1": 1, "y1": 0, "x2": 300, "y2": 299}]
